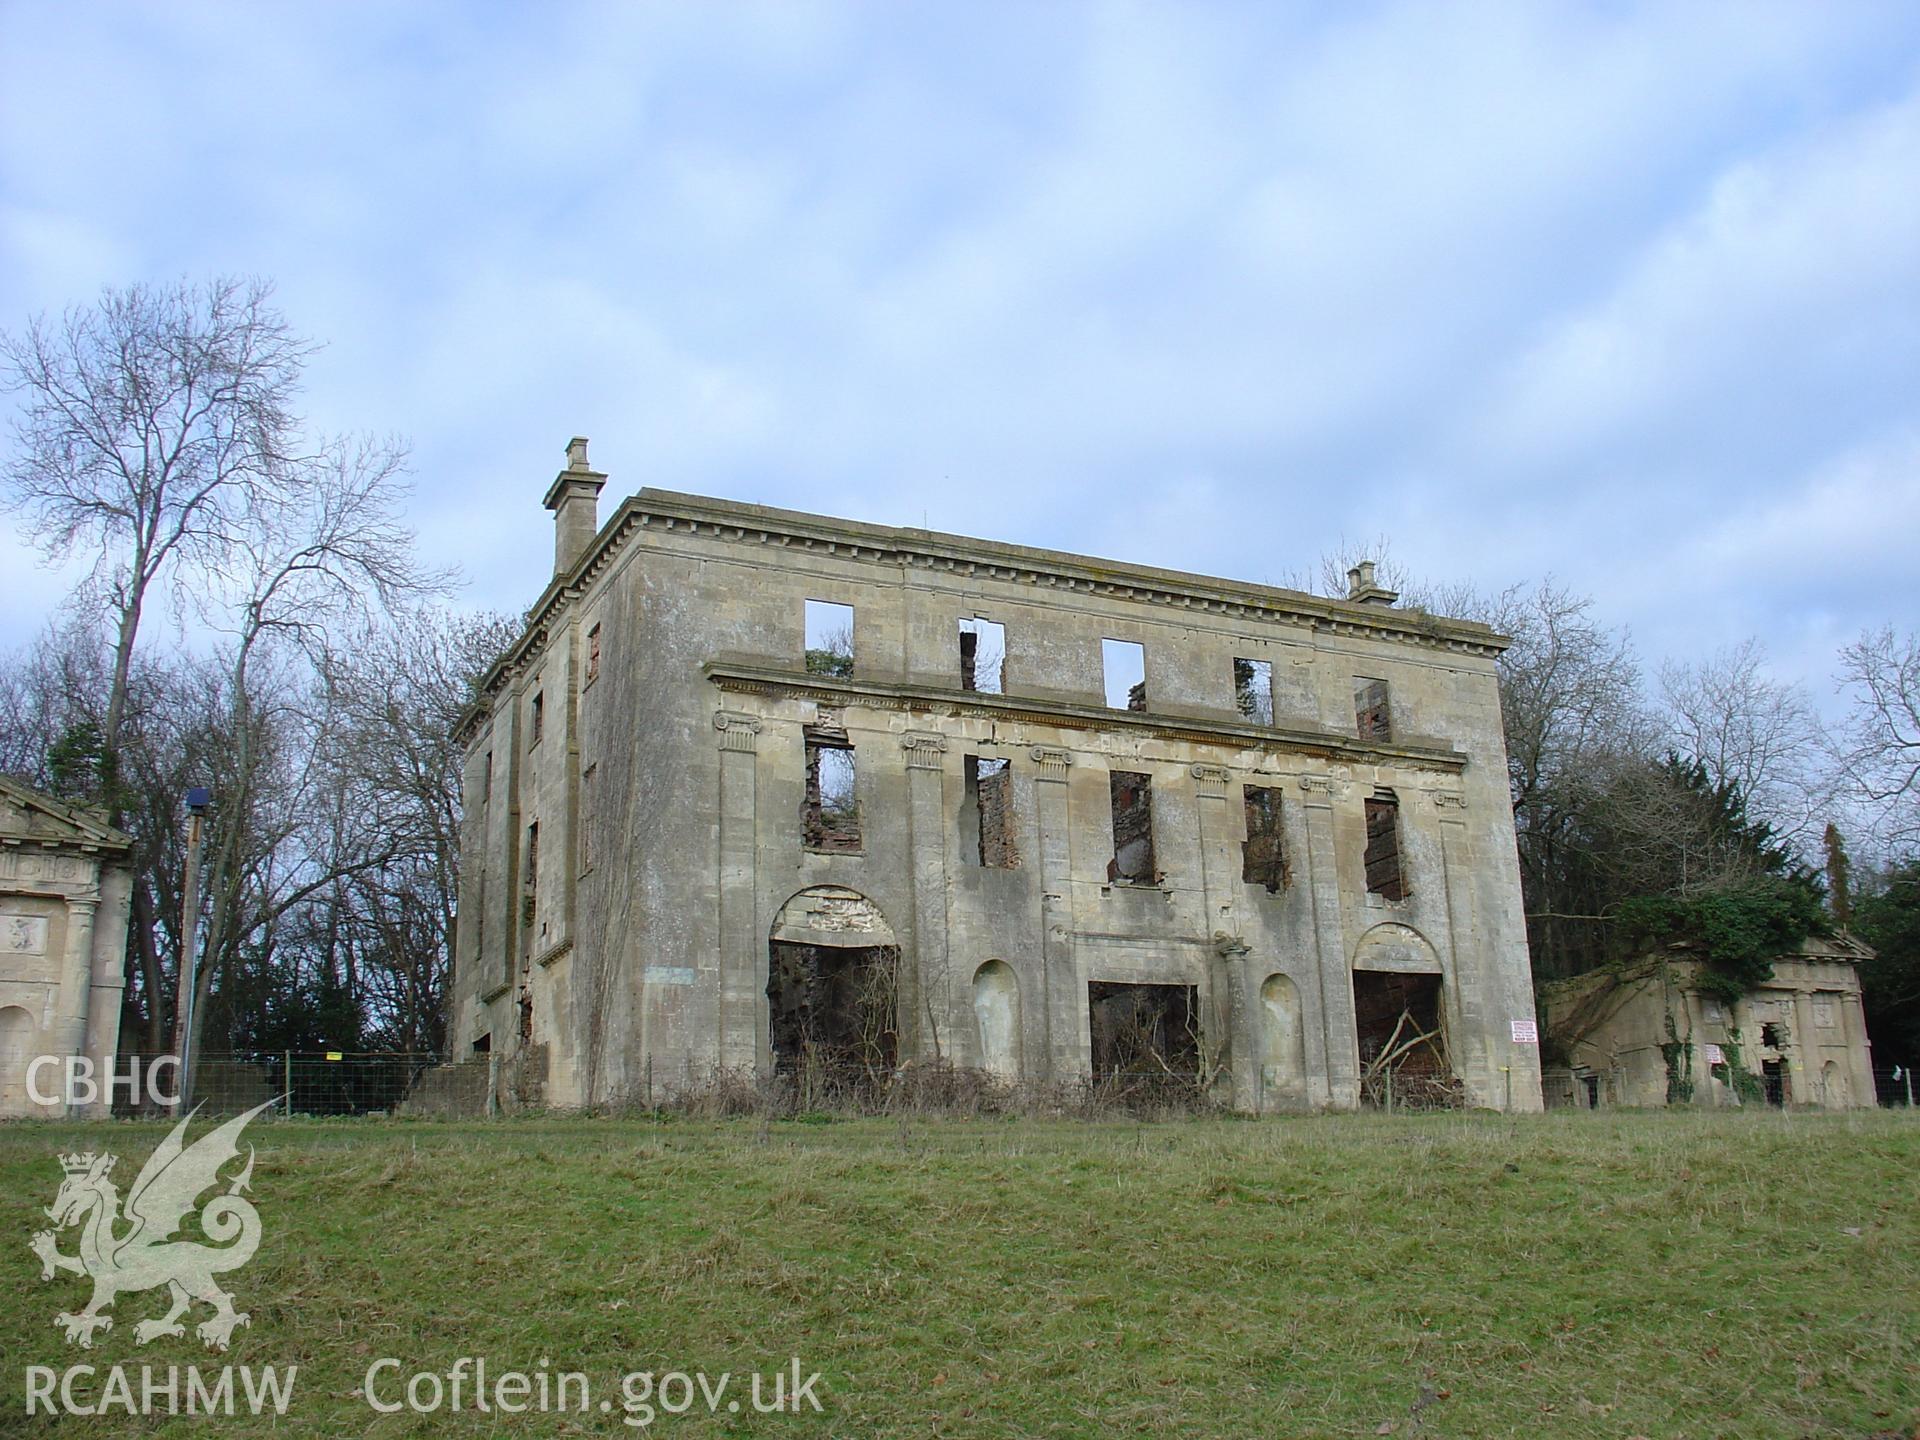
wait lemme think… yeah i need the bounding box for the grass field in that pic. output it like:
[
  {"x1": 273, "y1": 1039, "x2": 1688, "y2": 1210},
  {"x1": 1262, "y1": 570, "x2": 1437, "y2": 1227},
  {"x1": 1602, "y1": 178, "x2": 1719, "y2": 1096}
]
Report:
[{"x1": 0, "y1": 1108, "x2": 1915, "y2": 1438}]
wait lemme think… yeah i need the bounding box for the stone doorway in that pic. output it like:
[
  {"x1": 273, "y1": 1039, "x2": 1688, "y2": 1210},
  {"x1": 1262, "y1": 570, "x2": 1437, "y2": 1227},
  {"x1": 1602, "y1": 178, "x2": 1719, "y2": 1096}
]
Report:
[
  {"x1": 1087, "y1": 981, "x2": 1200, "y2": 1085},
  {"x1": 765, "y1": 886, "x2": 901, "y2": 1092},
  {"x1": 767, "y1": 942, "x2": 899, "y2": 1081},
  {"x1": 1352, "y1": 969, "x2": 1456, "y2": 1108}
]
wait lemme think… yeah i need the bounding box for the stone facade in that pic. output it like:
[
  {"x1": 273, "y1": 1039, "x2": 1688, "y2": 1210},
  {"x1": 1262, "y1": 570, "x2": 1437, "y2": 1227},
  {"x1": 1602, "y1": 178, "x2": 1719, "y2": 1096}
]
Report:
[
  {"x1": 0, "y1": 777, "x2": 134, "y2": 1118},
  {"x1": 450, "y1": 438, "x2": 1545, "y2": 1112},
  {"x1": 1538, "y1": 937, "x2": 1877, "y2": 1109}
]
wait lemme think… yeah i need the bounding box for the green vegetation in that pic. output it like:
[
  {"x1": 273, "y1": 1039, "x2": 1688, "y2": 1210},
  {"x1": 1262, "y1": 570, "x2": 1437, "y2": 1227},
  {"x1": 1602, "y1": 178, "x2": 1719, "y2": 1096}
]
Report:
[
  {"x1": 1618, "y1": 875, "x2": 1829, "y2": 1004},
  {"x1": 3, "y1": 1111, "x2": 1915, "y2": 1437},
  {"x1": 1607, "y1": 758, "x2": 1828, "y2": 1003},
  {"x1": 1857, "y1": 863, "x2": 1920, "y2": 1075}
]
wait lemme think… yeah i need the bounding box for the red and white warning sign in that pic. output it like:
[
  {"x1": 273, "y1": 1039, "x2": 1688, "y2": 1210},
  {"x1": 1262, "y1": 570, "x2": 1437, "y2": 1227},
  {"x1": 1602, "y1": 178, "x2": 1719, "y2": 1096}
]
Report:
[
  {"x1": 1703, "y1": 1042, "x2": 1725, "y2": 1064},
  {"x1": 1510, "y1": 1019, "x2": 1538, "y2": 1044}
]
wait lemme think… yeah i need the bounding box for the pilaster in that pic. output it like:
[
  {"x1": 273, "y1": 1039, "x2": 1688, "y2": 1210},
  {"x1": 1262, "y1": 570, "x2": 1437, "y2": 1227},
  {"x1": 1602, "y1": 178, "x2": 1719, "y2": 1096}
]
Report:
[
  {"x1": 1300, "y1": 776, "x2": 1357, "y2": 1109},
  {"x1": 714, "y1": 712, "x2": 763, "y2": 1071},
  {"x1": 1030, "y1": 745, "x2": 1078, "y2": 1080},
  {"x1": 901, "y1": 732, "x2": 950, "y2": 1063}
]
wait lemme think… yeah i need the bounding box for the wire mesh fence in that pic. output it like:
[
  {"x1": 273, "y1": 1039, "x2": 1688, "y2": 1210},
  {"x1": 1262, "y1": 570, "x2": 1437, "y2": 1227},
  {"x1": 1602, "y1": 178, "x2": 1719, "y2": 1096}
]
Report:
[{"x1": 113, "y1": 1051, "x2": 495, "y2": 1119}]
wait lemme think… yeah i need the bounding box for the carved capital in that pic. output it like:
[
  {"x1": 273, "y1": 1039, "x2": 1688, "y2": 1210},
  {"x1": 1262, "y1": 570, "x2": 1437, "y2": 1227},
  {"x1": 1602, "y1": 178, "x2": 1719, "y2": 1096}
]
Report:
[
  {"x1": 1029, "y1": 745, "x2": 1073, "y2": 782},
  {"x1": 1431, "y1": 792, "x2": 1468, "y2": 810},
  {"x1": 1190, "y1": 763, "x2": 1231, "y2": 791},
  {"x1": 1298, "y1": 775, "x2": 1336, "y2": 795},
  {"x1": 902, "y1": 732, "x2": 947, "y2": 770},
  {"x1": 714, "y1": 711, "x2": 762, "y2": 753}
]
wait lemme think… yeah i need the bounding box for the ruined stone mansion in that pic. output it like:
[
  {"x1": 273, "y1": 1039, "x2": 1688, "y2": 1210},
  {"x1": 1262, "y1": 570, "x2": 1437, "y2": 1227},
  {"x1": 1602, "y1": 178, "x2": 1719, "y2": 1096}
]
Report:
[{"x1": 451, "y1": 439, "x2": 1545, "y2": 1112}]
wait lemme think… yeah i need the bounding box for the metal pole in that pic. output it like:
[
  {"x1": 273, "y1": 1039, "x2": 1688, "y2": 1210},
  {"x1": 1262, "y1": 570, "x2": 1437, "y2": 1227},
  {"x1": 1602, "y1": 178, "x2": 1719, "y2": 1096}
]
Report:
[
  {"x1": 170, "y1": 789, "x2": 210, "y2": 1116},
  {"x1": 284, "y1": 1050, "x2": 293, "y2": 1116}
]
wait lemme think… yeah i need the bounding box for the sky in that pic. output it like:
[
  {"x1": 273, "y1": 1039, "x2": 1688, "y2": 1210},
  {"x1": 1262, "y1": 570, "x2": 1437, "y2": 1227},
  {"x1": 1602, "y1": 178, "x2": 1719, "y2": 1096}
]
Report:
[{"x1": 2, "y1": 1, "x2": 1916, "y2": 711}]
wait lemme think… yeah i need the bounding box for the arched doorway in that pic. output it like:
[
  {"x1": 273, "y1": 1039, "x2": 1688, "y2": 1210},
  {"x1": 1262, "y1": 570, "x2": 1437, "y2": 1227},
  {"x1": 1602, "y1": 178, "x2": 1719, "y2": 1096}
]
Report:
[
  {"x1": 0, "y1": 1005, "x2": 36, "y2": 1116},
  {"x1": 972, "y1": 961, "x2": 1021, "y2": 1078},
  {"x1": 1258, "y1": 973, "x2": 1306, "y2": 1107},
  {"x1": 1351, "y1": 923, "x2": 1455, "y2": 1108},
  {"x1": 767, "y1": 887, "x2": 900, "y2": 1085}
]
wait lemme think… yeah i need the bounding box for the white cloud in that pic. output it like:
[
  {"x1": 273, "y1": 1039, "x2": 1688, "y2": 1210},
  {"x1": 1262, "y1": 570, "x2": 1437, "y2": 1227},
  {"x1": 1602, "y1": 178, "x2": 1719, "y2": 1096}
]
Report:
[{"x1": 0, "y1": 0, "x2": 1916, "y2": 699}]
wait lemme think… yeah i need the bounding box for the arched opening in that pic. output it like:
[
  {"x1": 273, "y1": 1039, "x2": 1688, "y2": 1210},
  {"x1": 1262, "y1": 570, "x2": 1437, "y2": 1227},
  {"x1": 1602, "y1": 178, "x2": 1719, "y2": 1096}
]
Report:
[
  {"x1": 1822, "y1": 1059, "x2": 1844, "y2": 1108},
  {"x1": 972, "y1": 961, "x2": 1021, "y2": 1078},
  {"x1": 766, "y1": 887, "x2": 899, "y2": 1086},
  {"x1": 0, "y1": 1004, "x2": 36, "y2": 1115},
  {"x1": 1258, "y1": 973, "x2": 1306, "y2": 1106},
  {"x1": 1351, "y1": 923, "x2": 1457, "y2": 1108}
]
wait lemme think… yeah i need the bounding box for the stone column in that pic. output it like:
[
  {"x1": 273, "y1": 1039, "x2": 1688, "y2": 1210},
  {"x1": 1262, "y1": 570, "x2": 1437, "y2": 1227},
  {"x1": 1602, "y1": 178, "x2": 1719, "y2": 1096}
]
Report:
[
  {"x1": 714, "y1": 713, "x2": 763, "y2": 1073},
  {"x1": 56, "y1": 896, "x2": 98, "y2": 1116},
  {"x1": 1030, "y1": 745, "x2": 1077, "y2": 1081},
  {"x1": 1790, "y1": 988, "x2": 1819, "y2": 1107},
  {"x1": 1299, "y1": 777, "x2": 1357, "y2": 1110},
  {"x1": 1841, "y1": 990, "x2": 1877, "y2": 1108},
  {"x1": 901, "y1": 733, "x2": 950, "y2": 1064}
]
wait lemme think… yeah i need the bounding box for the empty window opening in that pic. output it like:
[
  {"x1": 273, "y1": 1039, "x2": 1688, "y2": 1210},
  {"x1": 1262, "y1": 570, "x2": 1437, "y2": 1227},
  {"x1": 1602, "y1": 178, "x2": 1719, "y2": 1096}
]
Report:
[
  {"x1": 1364, "y1": 791, "x2": 1407, "y2": 900},
  {"x1": 1107, "y1": 770, "x2": 1157, "y2": 884},
  {"x1": 472, "y1": 1033, "x2": 491, "y2": 1055},
  {"x1": 1102, "y1": 639, "x2": 1146, "y2": 711},
  {"x1": 1242, "y1": 785, "x2": 1288, "y2": 891},
  {"x1": 805, "y1": 599, "x2": 854, "y2": 677},
  {"x1": 959, "y1": 617, "x2": 1005, "y2": 693},
  {"x1": 480, "y1": 750, "x2": 493, "y2": 812},
  {"x1": 804, "y1": 728, "x2": 861, "y2": 852},
  {"x1": 767, "y1": 941, "x2": 899, "y2": 1086},
  {"x1": 1759, "y1": 1022, "x2": 1786, "y2": 1049},
  {"x1": 1088, "y1": 982, "x2": 1200, "y2": 1086},
  {"x1": 1234, "y1": 658, "x2": 1274, "y2": 725},
  {"x1": 586, "y1": 623, "x2": 601, "y2": 685},
  {"x1": 529, "y1": 690, "x2": 545, "y2": 744},
  {"x1": 1355, "y1": 678, "x2": 1391, "y2": 742},
  {"x1": 964, "y1": 756, "x2": 1018, "y2": 868},
  {"x1": 1582, "y1": 1073, "x2": 1600, "y2": 1109},
  {"x1": 1353, "y1": 970, "x2": 1455, "y2": 1109}
]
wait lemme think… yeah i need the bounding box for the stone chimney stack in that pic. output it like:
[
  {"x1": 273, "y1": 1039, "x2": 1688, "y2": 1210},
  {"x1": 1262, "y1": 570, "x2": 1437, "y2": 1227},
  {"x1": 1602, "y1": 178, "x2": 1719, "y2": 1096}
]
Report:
[
  {"x1": 543, "y1": 436, "x2": 608, "y2": 578},
  {"x1": 1345, "y1": 560, "x2": 1399, "y2": 607}
]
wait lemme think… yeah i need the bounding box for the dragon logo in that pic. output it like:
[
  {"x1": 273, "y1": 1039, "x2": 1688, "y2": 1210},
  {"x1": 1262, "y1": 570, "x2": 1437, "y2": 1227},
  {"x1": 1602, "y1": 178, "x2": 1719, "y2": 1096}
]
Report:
[{"x1": 30, "y1": 1098, "x2": 275, "y2": 1351}]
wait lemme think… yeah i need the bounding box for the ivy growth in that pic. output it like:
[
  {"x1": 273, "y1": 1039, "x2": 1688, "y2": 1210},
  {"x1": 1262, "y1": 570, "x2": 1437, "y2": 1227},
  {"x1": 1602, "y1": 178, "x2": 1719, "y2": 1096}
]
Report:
[
  {"x1": 1660, "y1": 1009, "x2": 1695, "y2": 1105},
  {"x1": 1716, "y1": 1030, "x2": 1766, "y2": 1105},
  {"x1": 1619, "y1": 878, "x2": 1828, "y2": 1004}
]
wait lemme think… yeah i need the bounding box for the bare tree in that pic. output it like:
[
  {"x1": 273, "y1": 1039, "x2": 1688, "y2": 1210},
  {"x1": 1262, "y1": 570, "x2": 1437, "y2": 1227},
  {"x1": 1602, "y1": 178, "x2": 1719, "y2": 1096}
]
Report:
[
  {"x1": 1659, "y1": 639, "x2": 1829, "y2": 852},
  {"x1": 1282, "y1": 534, "x2": 1482, "y2": 617},
  {"x1": 183, "y1": 439, "x2": 448, "y2": 1068},
  {"x1": 311, "y1": 607, "x2": 519, "y2": 1052},
  {"x1": 1, "y1": 278, "x2": 311, "y2": 788},
  {"x1": 1836, "y1": 626, "x2": 1920, "y2": 851}
]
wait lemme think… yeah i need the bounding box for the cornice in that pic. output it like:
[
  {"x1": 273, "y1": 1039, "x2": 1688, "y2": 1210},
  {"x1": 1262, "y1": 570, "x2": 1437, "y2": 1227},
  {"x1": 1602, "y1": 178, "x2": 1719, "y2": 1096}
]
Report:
[{"x1": 456, "y1": 486, "x2": 1510, "y2": 745}]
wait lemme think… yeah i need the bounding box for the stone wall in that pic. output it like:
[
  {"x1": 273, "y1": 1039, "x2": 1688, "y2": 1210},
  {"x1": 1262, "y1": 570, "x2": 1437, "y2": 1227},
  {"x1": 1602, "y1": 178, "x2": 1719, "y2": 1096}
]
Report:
[{"x1": 450, "y1": 444, "x2": 1545, "y2": 1113}]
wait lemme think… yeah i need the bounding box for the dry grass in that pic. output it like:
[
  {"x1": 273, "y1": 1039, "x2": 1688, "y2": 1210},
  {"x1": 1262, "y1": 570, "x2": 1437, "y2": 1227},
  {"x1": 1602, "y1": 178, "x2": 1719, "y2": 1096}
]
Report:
[{"x1": 0, "y1": 1108, "x2": 1915, "y2": 1437}]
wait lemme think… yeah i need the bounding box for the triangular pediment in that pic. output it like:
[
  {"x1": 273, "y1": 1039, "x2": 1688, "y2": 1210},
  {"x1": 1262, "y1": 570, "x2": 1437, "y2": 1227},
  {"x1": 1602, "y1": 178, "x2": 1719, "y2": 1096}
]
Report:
[{"x1": 0, "y1": 776, "x2": 132, "y2": 852}]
